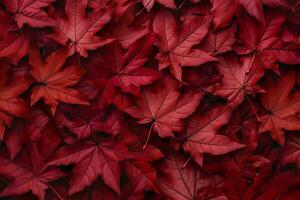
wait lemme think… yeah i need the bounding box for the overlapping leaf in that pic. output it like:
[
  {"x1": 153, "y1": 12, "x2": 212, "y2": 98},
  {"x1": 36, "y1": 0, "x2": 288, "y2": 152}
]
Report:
[
  {"x1": 183, "y1": 105, "x2": 245, "y2": 166},
  {"x1": 126, "y1": 76, "x2": 202, "y2": 138},
  {"x1": 85, "y1": 35, "x2": 160, "y2": 108},
  {"x1": 3, "y1": 0, "x2": 54, "y2": 28},
  {"x1": 0, "y1": 0, "x2": 299, "y2": 199},
  {"x1": 259, "y1": 71, "x2": 300, "y2": 145},
  {"x1": 153, "y1": 9, "x2": 216, "y2": 80},
  {"x1": 49, "y1": 138, "x2": 127, "y2": 195},
  {"x1": 48, "y1": 0, "x2": 113, "y2": 57},
  {"x1": 29, "y1": 48, "x2": 88, "y2": 114}
]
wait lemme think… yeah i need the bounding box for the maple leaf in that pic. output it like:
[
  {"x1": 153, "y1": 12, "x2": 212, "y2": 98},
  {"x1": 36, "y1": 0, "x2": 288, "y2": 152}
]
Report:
[
  {"x1": 29, "y1": 48, "x2": 89, "y2": 114},
  {"x1": 213, "y1": 54, "x2": 264, "y2": 106},
  {"x1": 0, "y1": 157, "x2": 63, "y2": 200},
  {"x1": 236, "y1": 10, "x2": 300, "y2": 71},
  {"x1": 153, "y1": 9, "x2": 217, "y2": 80},
  {"x1": 85, "y1": 35, "x2": 160, "y2": 108},
  {"x1": 183, "y1": 106, "x2": 245, "y2": 166},
  {"x1": 126, "y1": 76, "x2": 202, "y2": 147},
  {"x1": 236, "y1": 10, "x2": 285, "y2": 55},
  {"x1": 48, "y1": 0, "x2": 114, "y2": 57},
  {"x1": 48, "y1": 138, "x2": 128, "y2": 195},
  {"x1": 259, "y1": 71, "x2": 300, "y2": 146},
  {"x1": 0, "y1": 134, "x2": 63, "y2": 200},
  {"x1": 3, "y1": 0, "x2": 55, "y2": 28}
]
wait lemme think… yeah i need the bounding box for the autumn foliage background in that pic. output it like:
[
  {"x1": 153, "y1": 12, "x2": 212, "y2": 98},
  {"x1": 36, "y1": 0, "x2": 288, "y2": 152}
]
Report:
[{"x1": 0, "y1": 0, "x2": 300, "y2": 199}]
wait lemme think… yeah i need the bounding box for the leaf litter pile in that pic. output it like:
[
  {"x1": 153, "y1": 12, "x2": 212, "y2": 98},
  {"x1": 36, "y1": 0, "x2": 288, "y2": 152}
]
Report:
[{"x1": 0, "y1": 0, "x2": 300, "y2": 200}]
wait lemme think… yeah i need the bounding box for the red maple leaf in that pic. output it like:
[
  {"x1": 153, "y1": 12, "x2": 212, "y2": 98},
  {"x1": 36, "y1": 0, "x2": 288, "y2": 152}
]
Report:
[
  {"x1": 29, "y1": 48, "x2": 89, "y2": 114},
  {"x1": 213, "y1": 54, "x2": 265, "y2": 106},
  {"x1": 0, "y1": 128, "x2": 63, "y2": 200},
  {"x1": 236, "y1": 10, "x2": 300, "y2": 71},
  {"x1": 48, "y1": 0, "x2": 113, "y2": 57},
  {"x1": 48, "y1": 138, "x2": 128, "y2": 195},
  {"x1": 259, "y1": 70, "x2": 300, "y2": 145},
  {"x1": 3, "y1": 0, "x2": 55, "y2": 28},
  {"x1": 153, "y1": 8, "x2": 216, "y2": 80},
  {"x1": 126, "y1": 76, "x2": 202, "y2": 147},
  {"x1": 183, "y1": 105, "x2": 245, "y2": 166}
]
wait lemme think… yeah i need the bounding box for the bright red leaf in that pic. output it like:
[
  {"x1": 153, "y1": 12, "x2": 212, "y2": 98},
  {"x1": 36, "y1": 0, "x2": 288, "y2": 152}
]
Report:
[{"x1": 29, "y1": 48, "x2": 89, "y2": 114}]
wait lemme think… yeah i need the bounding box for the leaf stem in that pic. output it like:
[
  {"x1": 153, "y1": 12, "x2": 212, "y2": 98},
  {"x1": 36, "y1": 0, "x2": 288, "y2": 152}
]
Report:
[
  {"x1": 178, "y1": 0, "x2": 187, "y2": 9},
  {"x1": 143, "y1": 122, "x2": 154, "y2": 149},
  {"x1": 182, "y1": 154, "x2": 192, "y2": 168},
  {"x1": 246, "y1": 51, "x2": 257, "y2": 74},
  {"x1": 47, "y1": 183, "x2": 64, "y2": 200},
  {"x1": 136, "y1": 7, "x2": 145, "y2": 16}
]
